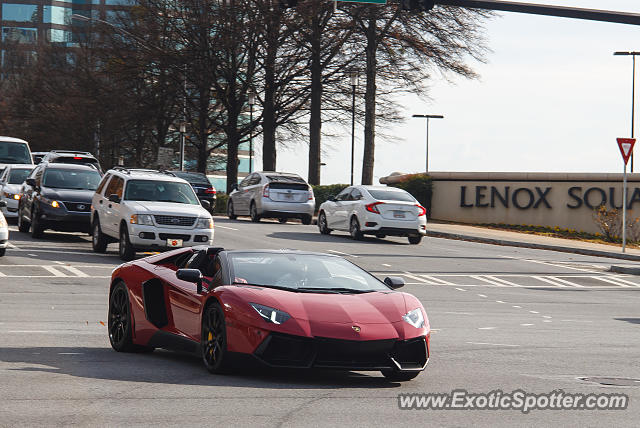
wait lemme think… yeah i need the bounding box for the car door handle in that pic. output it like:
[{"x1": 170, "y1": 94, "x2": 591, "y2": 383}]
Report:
[{"x1": 99, "y1": 200, "x2": 103, "y2": 205}]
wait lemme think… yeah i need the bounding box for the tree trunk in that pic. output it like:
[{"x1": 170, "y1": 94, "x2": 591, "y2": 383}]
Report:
[
  {"x1": 226, "y1": 124, "x2": 240, "y2": 194},
  {"x1": 361, "y1": 12, "x2": 377, "y2": 185},
  {"x1": 262, "y1": 12, "x2": 278, "y2": 171},
  {"x1": 307, "y1": 14, "x2": 322, "y2": 185},
  {"x1": 197, "y1": 84, "x2": 209, "y2": 173}
]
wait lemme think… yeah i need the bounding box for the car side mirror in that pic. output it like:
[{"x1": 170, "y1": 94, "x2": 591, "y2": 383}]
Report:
[
  {"x1": 384, "y1": 276, "x2": 405, "y2": 289},
  {"x1": 177, "y1": 268, "x2": 204, "y2": 294},
  {"x1": 200, "y1": 200, "x2": 211, "y2": 211},
  {"x1": 328, "y1": 196, "x2": 336, "y2": 202},
  {"x1": 25, "y1": 178, "x2": 36, "y2": 187},
  {"x1": 0, "y1": 200, "x2": 6, "y2": 208},
  {"x1": 231, "y1": 183, "x2": 238, "y2": 191},
  {"x1": 108, "y1": 194, "x2": 121, "y2": 203}
]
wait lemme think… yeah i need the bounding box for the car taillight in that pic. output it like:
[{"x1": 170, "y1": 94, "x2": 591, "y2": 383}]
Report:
[
  {"x1": 416, "y1": 204, "x2": 427, "y2": 216},
  {"x1": 263, "y1": 184, "x2": 270, "y2": 198},
  {"x1": 73, "y1": 157, "x2": 83, "y2": 160},
  {"x1": 365, "y1": 202, "x2": 384, "y2": 214},
  {"x1": 308, "y1": 188, "x2": 314, "y2": 200},
  {"x1": 205, "y1": 187, "x2": 216, "y2": 194}
]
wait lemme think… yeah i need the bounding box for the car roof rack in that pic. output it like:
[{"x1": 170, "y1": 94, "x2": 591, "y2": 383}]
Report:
[
  {"x1": 49, "y1": 150, "x2": 94, "y2": 156},
  {"x1": 112, "y1": 166, "x2": 175, "y2": 176}
]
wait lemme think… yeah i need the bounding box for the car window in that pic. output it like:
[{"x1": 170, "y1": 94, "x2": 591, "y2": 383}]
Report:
[
  {"x1": 8, "y1": 168, "x2": 32, "y2": 184},
  {"x1": 349, "y1": 188, "x2": 363, "y2": 201},
  {"x1": 367, "y1": 189, "x2": 416, "y2": 202},
  {"x1": 124, "y1": 180, "x2": 200, "y2": 205},
  {"x1": 335, "y1": 187, "x2": 352, "y2": 201},
  {"x1": 239, "y1": 176, "x2": 251, "y2": 188},
  {"x1": 42, "y1": 168, "x2": 101, "y2": 190},
  {"x1": 265, "y1": 174, "x2": 306, "y2": 184},
  {"x1": 247, "y1": 174, "x2": 261, "y2": 186},
  {"x1": 0, "y1": 168, "x2": 7, "y2": 182},
  {"x1": 105, "y1": 176, "x2": 124, "y2": 199},
  {"x1": 0, "y1": 142, "x2": 31, "y2": 164},
  {"x1": 96, "y1": 173, "x2": 112, "y2": 195}
]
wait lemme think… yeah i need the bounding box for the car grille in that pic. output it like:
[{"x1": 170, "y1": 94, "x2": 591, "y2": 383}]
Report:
[
  {"x1": 63, "y1": 201, "x2": 91, "y2": 212},
  {"x1": 253, "y1": 333, "x2": 426, "y2": 370},
  {"x1": 154, "y1": 215, "x2": 195, "y2": 227},
  {"x1": 158, "y1": 233, "x2": 190, "y2": 241}
]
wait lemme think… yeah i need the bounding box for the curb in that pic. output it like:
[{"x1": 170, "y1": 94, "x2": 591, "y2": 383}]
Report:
[
  {"x1": 609, "y1": 265, "x2": 640, "y2": 275},
  {"x1": 426, "y1": 230, "x2": 640, "y2": 262}
]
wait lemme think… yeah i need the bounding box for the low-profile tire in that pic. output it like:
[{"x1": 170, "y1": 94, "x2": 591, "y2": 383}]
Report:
[
  {"x1": 201, "y1": 302, "x2": 230, "y2": 374},
  {"x1": 301, "y1": 214, "x2": 312, "y2": 225},
  {"x1": 380, "y1": 369, "x2": 421, "y2": 382},
  {"x1": 408, "y1": 235, "x2": 423, "y2": 245},
  {"x1": 318, "y1": 211, "x2": 331, "y2": 235},
  {"x1": 31, "y1": 209, "x2": 44, "y2": 238},
  {"x1": 349, "y1": 216, "x2": 363, "y2": 240},
  {"x1": 92, "y1": 219, "x2": 108, "y2": 253},
  {"x1": 227, "y1": 200, "x2": 237, "y2": 220},
  {"x1": 0, "y1": 248, "x2": 6, "y2": 257},
  {"x1": 278, "y1": 218, "x2": 287, "y2": 224},
  {"x1": 108, "y1": 281, "x2": 137, "y2": 352},
  {"x1": 250, "y1": 202, "x2": 261, "y2": 223},
  {"x1": 17, "y1": 209, "x2": 30, "y2": 233},
  {"x1": 118, "y1": 225, "x2": 135, "y2": 261}
]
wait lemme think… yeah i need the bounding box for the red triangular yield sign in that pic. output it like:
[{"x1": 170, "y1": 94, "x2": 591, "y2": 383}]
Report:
[{"x1": 617, "y1": 138, "x2": 636, "y2": 165}]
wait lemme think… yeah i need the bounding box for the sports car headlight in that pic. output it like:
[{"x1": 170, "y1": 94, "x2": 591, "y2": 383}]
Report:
[
  {"x1": 250, "y1": 303, "x2": 290, "y2": 325},
  {"x1": 130, "y1": 214, "x2": 154, "y2": 225},
  {"x1": 402, "y1": 308, "x2": 425, "y2": 329},
  {"x1": 195, "y1": 217, "x2": 214, "y2": 229}
]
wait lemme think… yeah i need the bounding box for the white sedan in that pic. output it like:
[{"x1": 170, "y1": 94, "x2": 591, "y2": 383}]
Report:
[
  {"x1": 317, "y1": 185, "x2": 427, "y2": 244},
  {"x1": 0, "y1": 201, "x2": 8, "y2": 256}
]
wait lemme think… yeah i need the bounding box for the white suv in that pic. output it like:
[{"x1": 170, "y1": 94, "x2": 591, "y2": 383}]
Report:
[{"x1": 91, "y1": 168, "x2": 214, "y2": 261}]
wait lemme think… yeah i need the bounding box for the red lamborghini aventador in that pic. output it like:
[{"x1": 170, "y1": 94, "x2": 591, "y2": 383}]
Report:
[{"x1": 108, "y1": 247, "x2": 430, "y2": 381}]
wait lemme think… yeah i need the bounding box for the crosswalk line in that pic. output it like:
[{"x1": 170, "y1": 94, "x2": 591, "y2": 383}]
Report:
[
  {"x1": 421, "y1": 275, "x2": 456, "y2": 285},
  {"x1": 42, "y1": 266, "x2": 67, "y2": 277},
  {"x1": 60, "y1": 266, "x2": 90, "y2": 278},
  {"x1": 591, "y1": 276, "x2": 633, "y2": 287},
  {"x1": 532, "y1": 276, "x2": 569, "y2": 287},
  {"x1": 470, "y1": 276, "x2": 503, "y2": 287}
]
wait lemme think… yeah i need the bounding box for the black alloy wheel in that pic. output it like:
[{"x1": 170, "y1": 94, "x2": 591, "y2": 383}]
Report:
[
  {"x1": 30, "y1": 209, "x2": 44, "y2": 238},
  {"x1": 318, "y1": 212, "x2": 331, "y2": 235},
  {"x1": 227, "y1": 200, "x2": 237, "y2": 220},
  {"x1": 250, "y1": 202, "x2": 261, "y2": 223},
  {"x1": 92, "y1": 219, "x2": 108, "y2": 253},
  {"x1": 17, "y1": 207, "x2": 30, "y2": 233},
  {"x1": 201, "y1": 303, "x2": 229, "y2": 374},
  {"x1": 350, "y1": 216, "x2": 363, "y2": 240},
  {"x1": 118, "y1": 225, "x2": 135, "y2": 261},
  {"x1": 380, "y1": 369, "x2": 421, "y2": 382},
  {"x1": 108, "y1": 282, "x2": 135, "y2": 352}
]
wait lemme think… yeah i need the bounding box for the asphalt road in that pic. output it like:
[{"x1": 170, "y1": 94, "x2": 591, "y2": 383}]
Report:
[{"x1": 1, "y1": 216, "x2": 639, "y2": 427}]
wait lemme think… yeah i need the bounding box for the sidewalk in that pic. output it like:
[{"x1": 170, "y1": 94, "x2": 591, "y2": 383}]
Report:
[{"x1": 426, "y1": 221, "x2": 640, "y2": 263}]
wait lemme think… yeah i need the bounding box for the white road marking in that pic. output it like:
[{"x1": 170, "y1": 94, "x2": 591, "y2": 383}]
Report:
[
  {"x1": 402, "y1": 272, "x2": 433, "y2": 284},
  {"x1": 7, "y1": 242, "x2": 18, "y2": 249},
  {"x1": 543, "y1": 320, "x2": 552, "y2": 323},
  {"x1": 61, "y1": 266, "x2": 89, "y2": 278},
  {"x1": 327, "y1": 249, "x2": 358, "y2": 258},
  {"x1": 466, "y1": 342, "x2": 520, "y2": 347},
  {"x1": 512, "y1": 305, "x2": 522, "y2": 309},
  {"x1": 529, "y1": 311, "x2": 539, "y2": 314},
  {"x1": 42, "y1": 266, "x2": 66, "y2": 277},
  {"x1": 28, "y1": 254, "x2": 37, "y2": 257},
  {"x1": 0, "y1": 271, "x2": 5, "y2": 277},
  {"x1": 486, "y1": 275, "x2": 522, "y2": 287},
  {"x1": 543, "y1": 316, "x2": 552, "y2": 319},
  {"x1": 54, "y1": 261, "x2": 65, "y2": 265},
  {"x1": 477, "y1": 294, "x2": 488, "y2": 298},
  {"x1": 560, "y1": 319, "x2": 593, "y2": 323},
  {"x1": 58, "y1": 352, "x2": 83, "y2": 355},
  {"x1": 421, "y1": 275, "x2": 455, "y2": 285},
  {"x1": 478, "y1": 327, "x2": 496, "y2": 330},
  {"x1": 381, "y1": 263, "x2": 392, "y2": 267},
  {"x1": 470, "y1": 275, "x2": 503, "y2": 287},
  {"x1": 215, "y1": 225, "x2": 239, "y2": 231},
  {"x1": 520, "y1": 323, "x2": 535, "y2": 327},
  {"x1": 455, "y1": 287, "x2": 467, "y2": 292},
  {"x1": 591, "y1": 276, "x2": 635, "y2": 287},
  {"x1": 520, "y1": 258, "x2": 600, "y2": 273},
  {"x1": 495, "y1": 300, "x2": 506, "y2": 303},
  {"x1": 533, "y1": 276, "x2": 568, "y2": 287},
  {"x1": 548, "y1": 276, "x2": 585, "y2": 288},
  {"x1": 444, "y1": 311, "x2": 474, "y2": 315}
]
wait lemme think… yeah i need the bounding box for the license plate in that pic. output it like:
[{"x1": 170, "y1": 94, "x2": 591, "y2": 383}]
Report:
[
  {"x1": 166, "y1": 239, "x2": 183, "y2": 247},
  {"x1": 284, "y1": 193, "x2": 293, "y2": 200},
  {"x1": 393, "y1": 211, "x2": 406, "y2": 218}
]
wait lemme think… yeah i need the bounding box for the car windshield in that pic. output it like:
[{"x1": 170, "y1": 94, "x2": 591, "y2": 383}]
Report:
[
  {"x1": 171, "y1": 172, "x2": 210, "y2": 185},
  {"x1": 367, "y1": 189, "x2": 416, "y2": 202},
  {"x1": 8, "y1": 168, "x2": 32, "y2": 184},
  {"x1": 42, "y1": 168, "x2": 101, "y2": 190},
  {"x1": 124, "y1": 180, "x2": 200, "y2": 204},
  {"x1": 0, "y1": 142, "x2": 31, "y2": 164},
  {"x1": 227, "y1": 253, "x2": 390, "y2": 293}
]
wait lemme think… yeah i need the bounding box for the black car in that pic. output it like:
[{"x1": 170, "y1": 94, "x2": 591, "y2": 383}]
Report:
[
  {"x1": 40, "y1": 150, "x2": 102, "y2": 173},
  {"x1": 17, "y1": 163, "x2": 102, "y2": 238},
  {"x1": 169, "y1": 171, "x2": 216, "y2": 212}
]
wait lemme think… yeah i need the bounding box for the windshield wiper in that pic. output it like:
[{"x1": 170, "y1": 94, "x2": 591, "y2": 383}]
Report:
[
  {"x1": 297, "y1": 287, "x2": 372, "y2": 294},
  {"x1": 232, "y1": 282, "x2": 297, "y2": 292}
]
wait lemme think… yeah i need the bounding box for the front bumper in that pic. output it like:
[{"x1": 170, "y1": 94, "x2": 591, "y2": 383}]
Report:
[
  {"x1": 39, "y1": 205, "x2": 91, "y2": 232},
  {"x1": 253, "y1": 332, "x2": 429, "y2": 371},
  {"x1": 127, "y1": 224, "x2": 214, "y2": 249},
  {"x1": 0, "y1": 196, "x2": 19, "y2": 218},
  {"x1": 260, "y1": 199, "x2": 315, "y2": 217},
  {"x1": 0, "y1": 227, "x2": 8, "y2": 248}
]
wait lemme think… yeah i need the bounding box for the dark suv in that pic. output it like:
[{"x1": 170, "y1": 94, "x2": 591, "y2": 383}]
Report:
[
  {"x1": 40, "y1": 150, "x2": 102, "y2": 173},
  {"x1": 169, "y1": 171, "x2": 216, "y2": 212},
  {"x1": 18, "y1": 163, "x2": 102, "y2": 237}
]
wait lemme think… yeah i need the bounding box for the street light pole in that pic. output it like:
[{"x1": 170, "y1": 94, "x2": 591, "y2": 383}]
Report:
[
  {"x1": 248, "y1": 91, "x2": 255, "y2": 173},
  {"x1": 350, "y1": 71, "x2": 358, "y2": 186},
  {"x1": 179, "y1": 122, "x2": 186, "y2": 171},
  {"x1": 412, "y1": 114, "x2": 444, "y2": 173},
  {"x1": 614, "y1": 51, "x2": 640, "y2": 172}
]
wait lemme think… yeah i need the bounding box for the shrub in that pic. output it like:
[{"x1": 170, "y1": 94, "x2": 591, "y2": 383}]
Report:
[
  {"x1": 213, "y1": 193, "x2": 228, "y2": 214},
  {"x1": 388, "y1": 173, "x2": 433, "y2": 216},
  {"x1": 312, "y1": 184, "x2": 349, "y2": 212},
  {"x1": 592, "y1": 205, "x2": 621, "y2": 242}
]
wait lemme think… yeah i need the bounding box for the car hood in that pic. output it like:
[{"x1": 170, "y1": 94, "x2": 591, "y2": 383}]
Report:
[
  {"x1": 42, "y1": 188, "x2": 95, "y2": 202},
  {"x1": 124, "y1": 201, "x2": 209, "y2": 216},
  {"x1": 3, "y1": 184, "x2": 22, "y2": 194}
]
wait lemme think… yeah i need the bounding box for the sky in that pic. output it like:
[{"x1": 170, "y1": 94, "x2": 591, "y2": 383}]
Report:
[{"x1": 272, "y1": 0, "x2": 640, "y2": 185}]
